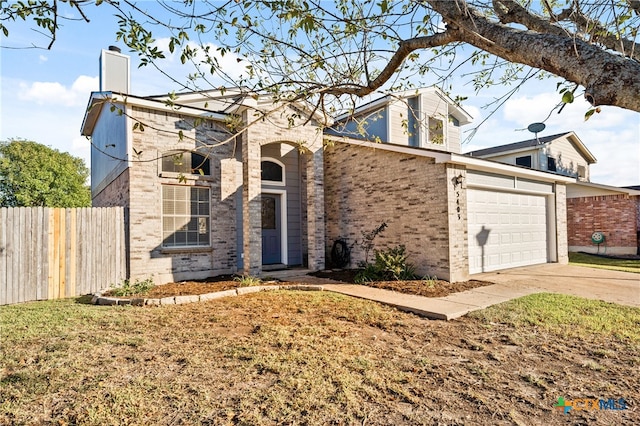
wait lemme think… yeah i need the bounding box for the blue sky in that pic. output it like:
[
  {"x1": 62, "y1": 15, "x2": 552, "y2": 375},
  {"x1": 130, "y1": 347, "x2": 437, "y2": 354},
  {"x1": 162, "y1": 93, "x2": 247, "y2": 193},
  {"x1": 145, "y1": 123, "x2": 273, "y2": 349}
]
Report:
[{"x1": 1, "y1": 3, "x2": 638, "y2": 186}]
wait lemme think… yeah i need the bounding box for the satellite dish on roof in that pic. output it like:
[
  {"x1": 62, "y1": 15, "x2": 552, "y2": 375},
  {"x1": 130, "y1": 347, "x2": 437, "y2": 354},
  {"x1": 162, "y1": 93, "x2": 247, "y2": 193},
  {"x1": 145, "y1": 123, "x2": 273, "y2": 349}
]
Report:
[{"x1": 527, "y1": 122, "x2": 546, "y2": 143}]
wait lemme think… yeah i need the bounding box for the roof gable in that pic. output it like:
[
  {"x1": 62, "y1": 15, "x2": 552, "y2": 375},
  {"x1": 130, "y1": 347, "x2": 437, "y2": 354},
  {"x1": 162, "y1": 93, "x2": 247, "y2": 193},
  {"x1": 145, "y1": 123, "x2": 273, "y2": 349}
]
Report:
[
  {"x1": 467, "y1": 131, "x2": 597, "y2": 164},
  {"x1": 333, "y1": 86, "x2": 473, "y2": 125}
]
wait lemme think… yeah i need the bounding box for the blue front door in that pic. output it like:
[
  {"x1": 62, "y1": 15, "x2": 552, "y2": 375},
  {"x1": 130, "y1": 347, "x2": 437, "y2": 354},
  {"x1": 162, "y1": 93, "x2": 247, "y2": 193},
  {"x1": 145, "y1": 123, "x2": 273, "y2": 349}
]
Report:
[{"x1": 261, "y1": 194, "x2": 282, "y2": 265}]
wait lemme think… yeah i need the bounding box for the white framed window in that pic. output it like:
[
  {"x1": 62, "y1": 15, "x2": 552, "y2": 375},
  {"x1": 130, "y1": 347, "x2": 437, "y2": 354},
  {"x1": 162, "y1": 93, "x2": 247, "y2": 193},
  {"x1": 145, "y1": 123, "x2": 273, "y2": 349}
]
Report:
[
  {"x1": 162, "y1": 185, "x2": 210, "y2": 248},
  {"x1": 261, "y1": 157, "x2": 286, "y2": 186}
]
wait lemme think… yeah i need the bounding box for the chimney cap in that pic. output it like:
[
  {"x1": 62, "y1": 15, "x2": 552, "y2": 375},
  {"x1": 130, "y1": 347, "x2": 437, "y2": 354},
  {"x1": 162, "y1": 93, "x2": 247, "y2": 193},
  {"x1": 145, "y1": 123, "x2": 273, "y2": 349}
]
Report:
[{"x1": 108, "y1": 45, "x2": 122, "y2": 53}]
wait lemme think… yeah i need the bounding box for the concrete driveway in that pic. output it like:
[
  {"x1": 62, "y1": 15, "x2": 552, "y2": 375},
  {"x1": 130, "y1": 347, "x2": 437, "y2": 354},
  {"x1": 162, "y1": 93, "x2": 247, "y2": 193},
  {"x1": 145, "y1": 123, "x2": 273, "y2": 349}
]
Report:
[{"x1": 471, "y1": 263, "x2": 640, "y2": 308}]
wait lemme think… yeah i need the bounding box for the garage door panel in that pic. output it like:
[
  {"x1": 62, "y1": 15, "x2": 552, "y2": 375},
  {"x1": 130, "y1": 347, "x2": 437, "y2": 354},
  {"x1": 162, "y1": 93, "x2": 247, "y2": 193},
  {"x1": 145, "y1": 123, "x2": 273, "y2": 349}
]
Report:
[{"x1": 468, "y1": 189, "x2": 548, "y2": 274}]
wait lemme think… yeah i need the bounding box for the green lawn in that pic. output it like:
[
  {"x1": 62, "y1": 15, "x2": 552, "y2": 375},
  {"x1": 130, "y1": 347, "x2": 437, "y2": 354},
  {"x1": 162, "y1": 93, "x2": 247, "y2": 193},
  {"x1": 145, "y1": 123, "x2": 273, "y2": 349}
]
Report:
[
  {"x1": 1, "y1": 292, "x2": 638, "y2": 425},
  {"x1": 569, "y1": 251, "x2": 640, "y2": 273}
]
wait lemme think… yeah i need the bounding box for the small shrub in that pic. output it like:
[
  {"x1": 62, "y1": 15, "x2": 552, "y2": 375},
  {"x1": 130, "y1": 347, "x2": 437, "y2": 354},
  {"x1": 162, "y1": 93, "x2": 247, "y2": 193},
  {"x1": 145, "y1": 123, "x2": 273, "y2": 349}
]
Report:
[
  {"x1": 234, "y1": 274, "x2": 262, "y2": 287},
  {"x1": 422, "y1": 275, "x2": 438, "y2": 288},
  {"x1": 357, "y1": 222, "x2": 387, "y2": 264},
  {"x1": 354, "y1": 263, "x2": 380, "y2": 283},
  {"x1": 110, "y1": 278, "x2": 155, "y2": 297},
  {"x1": 355, "y1": 245, "x2": 418, "y2": 282},
  {"x1": 374, "y1": 245, "x2": 417, "y2": 280}
]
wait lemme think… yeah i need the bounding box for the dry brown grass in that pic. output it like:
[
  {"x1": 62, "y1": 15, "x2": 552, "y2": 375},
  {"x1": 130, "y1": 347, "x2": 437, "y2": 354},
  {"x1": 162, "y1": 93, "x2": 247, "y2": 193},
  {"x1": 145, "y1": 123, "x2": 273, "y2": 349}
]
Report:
[{"x1": 1, "y1": 291, "x2": 638, "y2": 425}]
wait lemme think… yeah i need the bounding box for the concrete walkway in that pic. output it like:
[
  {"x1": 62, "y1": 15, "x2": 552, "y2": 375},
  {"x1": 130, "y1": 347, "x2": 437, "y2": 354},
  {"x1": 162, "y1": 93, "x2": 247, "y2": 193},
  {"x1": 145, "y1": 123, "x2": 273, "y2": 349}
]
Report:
[
  {"x1": 472, "y1": 263, "x2": 640, "y2": 308},
  {"x1": 273, "y1": 263, "x2": 639, "y2": 320}
]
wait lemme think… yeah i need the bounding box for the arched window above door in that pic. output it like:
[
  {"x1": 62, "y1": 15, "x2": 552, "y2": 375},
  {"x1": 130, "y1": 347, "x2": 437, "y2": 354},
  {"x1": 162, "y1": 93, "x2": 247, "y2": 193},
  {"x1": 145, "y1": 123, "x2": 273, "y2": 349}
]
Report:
[{"x1": 261, "y1": 158, "x2": 285, "y2": 185}]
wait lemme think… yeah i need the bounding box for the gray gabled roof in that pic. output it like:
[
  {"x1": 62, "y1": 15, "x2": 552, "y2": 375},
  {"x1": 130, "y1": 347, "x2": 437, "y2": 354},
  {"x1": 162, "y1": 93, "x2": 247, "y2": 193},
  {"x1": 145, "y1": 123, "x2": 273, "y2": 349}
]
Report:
[
  {"x1": 467, "y1": 131, "x2": 597, "y2": 164},
  {"x1": 467, "y1": 132, "x2": 572, "y2": 157}
]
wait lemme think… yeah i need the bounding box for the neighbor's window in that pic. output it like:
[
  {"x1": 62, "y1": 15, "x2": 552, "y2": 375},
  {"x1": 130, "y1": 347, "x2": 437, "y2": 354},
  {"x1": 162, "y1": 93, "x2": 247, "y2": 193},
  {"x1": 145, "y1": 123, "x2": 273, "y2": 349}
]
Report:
[
  {"x1": 547, "y1": 157, "x2": 557, "y2": 172},
  {"x1": 516, "y1": 155, "x2": 532, "y2": 168},
  {"x1": 428, "y1": 117, "x2": 444, "y2": 144},
  {"x1": 578, "y1": 165, "x2": 587, "y2": 179},
  {"x1": 162, "y1": 151, "x2": 210, "y2": 176},
  {"x1": 162, "y1": 185, "x2": 210, "y2": 248}
]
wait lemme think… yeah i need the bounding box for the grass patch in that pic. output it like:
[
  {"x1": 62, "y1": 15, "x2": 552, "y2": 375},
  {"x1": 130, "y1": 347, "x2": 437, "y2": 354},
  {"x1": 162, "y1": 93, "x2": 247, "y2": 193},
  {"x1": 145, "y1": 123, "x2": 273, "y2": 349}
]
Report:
[
  {"x1": 471, "y1": 292, "x2": 640, "y2": 342},
  {"x1": 108, "y1": 278, "x2": 156, "y2": 297},
  {"x1": 569, "y1": 252, "x2": 640, "y2": 273},
  {"x1": 1, "y1": 292, "x2": 639, "y2": 424}
]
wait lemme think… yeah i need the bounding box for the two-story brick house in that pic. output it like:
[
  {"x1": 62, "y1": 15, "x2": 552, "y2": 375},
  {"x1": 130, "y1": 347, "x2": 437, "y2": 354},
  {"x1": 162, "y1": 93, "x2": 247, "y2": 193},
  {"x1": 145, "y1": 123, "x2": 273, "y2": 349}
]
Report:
[{"x1": 82, "y1": 48, "x2": 574, "y2": 284}]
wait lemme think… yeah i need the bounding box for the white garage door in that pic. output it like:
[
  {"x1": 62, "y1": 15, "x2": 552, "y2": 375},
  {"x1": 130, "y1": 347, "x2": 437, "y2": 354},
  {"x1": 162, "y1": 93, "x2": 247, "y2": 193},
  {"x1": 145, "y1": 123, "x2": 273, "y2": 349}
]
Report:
[{"x1": 468, "y1": 189, "x2": 548, "y2": 274}]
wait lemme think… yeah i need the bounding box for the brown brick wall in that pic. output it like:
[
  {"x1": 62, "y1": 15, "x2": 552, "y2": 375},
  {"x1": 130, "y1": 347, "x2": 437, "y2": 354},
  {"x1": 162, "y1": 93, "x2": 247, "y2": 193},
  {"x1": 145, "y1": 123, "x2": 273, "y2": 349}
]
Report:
[
  {"x1": 324, "y1": 141, "x2": 468, "y2": 281},
  {"x1": 567, "y1": 194, "x2": 639, "y2": 251}
]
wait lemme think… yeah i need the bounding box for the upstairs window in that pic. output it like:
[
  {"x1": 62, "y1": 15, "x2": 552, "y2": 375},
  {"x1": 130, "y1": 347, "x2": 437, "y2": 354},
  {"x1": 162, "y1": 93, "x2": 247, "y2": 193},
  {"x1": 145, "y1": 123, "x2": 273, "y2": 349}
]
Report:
[
  {"x1": 407, "y1": 96, "x2": 420, "y2": 147},
  {"x1": 261, "y1": 159, "x2": 285, "y2": 185},
  {"x1": 516, "y1": 155, "x2": 532, "y2": 168},
  {"x1": 162, "y1": 151, "x2": 210, "y2": 176},
  {"x1": 547, "y1": 157, "x2": 557, "y2": 172},
  {"x1": 428, "y1": 117, "x2": 444, "y2": 144}
]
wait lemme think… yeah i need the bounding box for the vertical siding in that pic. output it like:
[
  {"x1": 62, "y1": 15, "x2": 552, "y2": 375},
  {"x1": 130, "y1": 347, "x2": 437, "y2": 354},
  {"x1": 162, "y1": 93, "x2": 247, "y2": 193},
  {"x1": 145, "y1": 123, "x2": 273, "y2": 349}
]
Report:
[{"x1": 0, "y1": 207, "x2": 127, "y2": 305}]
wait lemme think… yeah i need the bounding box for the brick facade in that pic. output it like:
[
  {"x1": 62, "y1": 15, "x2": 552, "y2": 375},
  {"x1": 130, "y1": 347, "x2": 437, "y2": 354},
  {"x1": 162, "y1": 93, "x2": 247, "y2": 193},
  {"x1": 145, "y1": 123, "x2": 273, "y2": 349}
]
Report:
[
  {"x1": 323, "y1": 141, "x2": 468, "y2": 282},
  {"x1": 567, "y1": 194, "x2": 639, "y2": 254},
  {"x1": 92, "y1": 102, "x2": 325, "y2": 284},
  {"x1": 126, "y1": 107, "x2": 238, "y2": 283}
]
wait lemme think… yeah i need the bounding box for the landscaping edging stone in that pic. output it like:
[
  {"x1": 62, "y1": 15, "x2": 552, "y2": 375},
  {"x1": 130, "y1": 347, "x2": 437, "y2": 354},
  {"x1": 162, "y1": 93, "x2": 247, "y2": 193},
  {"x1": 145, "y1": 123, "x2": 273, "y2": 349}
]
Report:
[{"x1": 92, "y1": 284, "x2": 325, "y2": 307}]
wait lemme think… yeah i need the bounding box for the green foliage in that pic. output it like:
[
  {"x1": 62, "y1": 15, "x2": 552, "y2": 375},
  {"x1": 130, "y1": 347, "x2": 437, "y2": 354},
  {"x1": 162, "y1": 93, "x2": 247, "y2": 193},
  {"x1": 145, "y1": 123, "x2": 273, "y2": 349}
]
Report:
[
  {"x1": 471, "y1": 293, "x2": 640, "y2": 342},
  {"x1": 569, "y1": 252, "x2": 640, "y2": 273},
  {"x1": 0, "y1": 139, "x2": 91, "y2": 207},
  {"x1": 355, "y1": 245, "x2": 418, "y2": 283},
  {"x1": 233, "y1": 274, "x2": 263, "y2": 287},
  {"x1": 421, "y1": 275, "x2": 438, "y2": 288},
  {"x1": 110, "y1": 278, "x2": 155, "y2": 297}
]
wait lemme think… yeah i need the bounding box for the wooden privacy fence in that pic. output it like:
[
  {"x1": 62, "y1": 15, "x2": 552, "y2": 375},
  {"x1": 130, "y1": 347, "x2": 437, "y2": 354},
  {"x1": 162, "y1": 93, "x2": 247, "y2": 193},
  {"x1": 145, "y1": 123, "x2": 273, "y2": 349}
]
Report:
[{"x1": 0, "y1": 207, "x2": 127, "y2": 305}]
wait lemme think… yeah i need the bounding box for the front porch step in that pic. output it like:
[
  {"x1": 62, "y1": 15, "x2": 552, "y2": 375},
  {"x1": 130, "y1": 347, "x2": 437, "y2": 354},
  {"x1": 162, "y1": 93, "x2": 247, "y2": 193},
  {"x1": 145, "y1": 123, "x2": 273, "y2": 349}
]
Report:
[{"x1": 263, "y1": 268, "x2": 312, "y2": 280}]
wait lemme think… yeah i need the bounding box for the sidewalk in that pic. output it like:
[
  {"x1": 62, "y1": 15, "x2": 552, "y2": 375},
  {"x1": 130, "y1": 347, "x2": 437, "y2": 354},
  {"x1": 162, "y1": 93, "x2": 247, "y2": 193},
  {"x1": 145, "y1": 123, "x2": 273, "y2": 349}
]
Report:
[
  {"x1": 274, "y1": 271, "x2": 538, "y2": 320},
  {"x1": 273, "y1": 263, "x2": 639, "y2": 320},
  {"x1": 321, "y1": 282, "x2": 539, "y2": 320}
]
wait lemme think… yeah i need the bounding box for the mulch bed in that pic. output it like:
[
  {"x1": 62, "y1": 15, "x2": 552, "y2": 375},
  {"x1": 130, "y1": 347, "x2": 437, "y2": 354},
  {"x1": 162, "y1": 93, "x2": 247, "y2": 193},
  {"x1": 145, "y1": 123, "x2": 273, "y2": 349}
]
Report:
[{"x1": 105, "y1": 269, "x2": 494, "y2": 299}]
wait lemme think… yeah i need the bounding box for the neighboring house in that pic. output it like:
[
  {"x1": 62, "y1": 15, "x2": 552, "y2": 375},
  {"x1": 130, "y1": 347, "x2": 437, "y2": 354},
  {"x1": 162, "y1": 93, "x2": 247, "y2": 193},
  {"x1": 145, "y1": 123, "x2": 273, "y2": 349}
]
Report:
[
  {"x1": 566, "y1": 182, "x2": 640, "y2": 255},
  {"x1": 467, "y1": 132, "x2": 597, "y2": 181},
  {"x1": 82, "y1": 48, "x2": 573, "y2": 284}
]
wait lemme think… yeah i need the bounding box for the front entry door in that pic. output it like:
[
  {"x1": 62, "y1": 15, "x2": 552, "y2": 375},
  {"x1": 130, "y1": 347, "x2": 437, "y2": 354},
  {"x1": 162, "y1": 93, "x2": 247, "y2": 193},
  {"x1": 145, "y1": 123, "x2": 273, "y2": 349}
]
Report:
[{"x1": 261, "y1": 194, "x2": 282, "y2": 265}]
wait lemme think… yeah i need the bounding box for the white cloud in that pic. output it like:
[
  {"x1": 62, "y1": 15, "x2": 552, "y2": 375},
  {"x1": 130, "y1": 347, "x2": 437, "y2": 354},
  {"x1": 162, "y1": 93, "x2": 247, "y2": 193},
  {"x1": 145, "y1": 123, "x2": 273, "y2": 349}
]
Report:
[
  {"x1": 131, "y1": 39, "x2": 250, "y2": 95},
  {"x1": 464, "y1": 90, "x2": 640, "y2": 186},
  {"x1": 39, "y1": 55, "x2": 48, "y2": 63},
  {"x1": 18, "y1": 75, "x2": 98, "y2": 107}
]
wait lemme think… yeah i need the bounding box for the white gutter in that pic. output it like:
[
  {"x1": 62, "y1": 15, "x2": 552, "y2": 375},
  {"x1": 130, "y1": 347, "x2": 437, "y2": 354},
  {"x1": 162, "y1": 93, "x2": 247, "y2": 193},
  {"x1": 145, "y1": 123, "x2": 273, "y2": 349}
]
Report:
[{"x1": 568, "y1": 180, "x2": 640, "y2": 195}]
